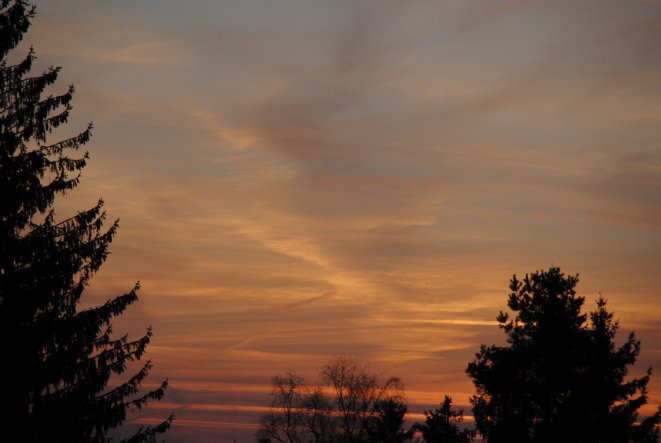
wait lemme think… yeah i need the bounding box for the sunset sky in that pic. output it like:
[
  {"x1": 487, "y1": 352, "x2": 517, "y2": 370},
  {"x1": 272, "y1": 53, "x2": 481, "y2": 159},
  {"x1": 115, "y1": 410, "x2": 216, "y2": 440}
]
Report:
[{"x1": 19, "y1": 1, "x2": 661, "y2": 441}]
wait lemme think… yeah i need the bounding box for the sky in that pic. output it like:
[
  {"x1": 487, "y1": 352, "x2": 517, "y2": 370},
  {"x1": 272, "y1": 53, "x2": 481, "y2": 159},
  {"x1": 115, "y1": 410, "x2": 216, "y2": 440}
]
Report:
[{"x1": 17, "y1": 0, "x2": 661, "y2": 441}]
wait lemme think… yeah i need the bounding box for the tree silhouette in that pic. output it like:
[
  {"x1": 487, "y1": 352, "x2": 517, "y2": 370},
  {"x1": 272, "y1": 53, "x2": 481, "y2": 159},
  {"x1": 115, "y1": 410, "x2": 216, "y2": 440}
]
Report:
[
  {"x1": 366, "y1": 398, "x2": 412, "y2": 443},
  {"x1": 258, "y1": 357, "x2": 408, "y2": 443},
  {"x1": 299, "y1": 386, "x2": 336, "y2": 443},
  {"x1": 412, "y1": 396, "x2": 474, "y2": 443},
  {"x1": 0, "y1": 1, "x2": 172, "y2": 441},
  {"x1": 322, "y1": 356, "x2": 405, "y2": 443},
  {"x1": 466, "y1": 267, "x2": 661, "y2": 443},
  {"x1": 258, "y1": 372, "x2": 339, "y2": 443},
  {"x1": 258, "y1": 373, "x2": 307, "y2": 443}
]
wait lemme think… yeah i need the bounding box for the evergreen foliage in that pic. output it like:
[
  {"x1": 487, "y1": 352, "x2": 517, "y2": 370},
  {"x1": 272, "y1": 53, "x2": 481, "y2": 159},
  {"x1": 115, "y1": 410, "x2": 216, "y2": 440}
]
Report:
[
  {"x1": 0, "y1": 1, "x2": 173, "y2": 440},
  {"x1": 466, "y1": 267, "x2": 661, "y2": 443},
  {"x1": 366, "y1": 398, "x2": 412, "y2": 443},
  {"x1": 412, "y1": 396, "x2": 474, "y2": 443}
]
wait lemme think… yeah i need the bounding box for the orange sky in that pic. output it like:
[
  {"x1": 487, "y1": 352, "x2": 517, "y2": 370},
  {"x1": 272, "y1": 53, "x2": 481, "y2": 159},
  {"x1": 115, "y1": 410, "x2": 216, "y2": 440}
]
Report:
[{"x1": 20, "y1": 1, "x2": 661, "y2": 441}]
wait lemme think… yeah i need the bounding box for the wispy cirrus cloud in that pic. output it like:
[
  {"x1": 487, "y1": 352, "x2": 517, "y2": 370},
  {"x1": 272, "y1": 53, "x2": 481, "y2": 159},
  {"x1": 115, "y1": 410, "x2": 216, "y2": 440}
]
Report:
[{"x1": 26, "y1": 1, "x2": 661, "y2": 441}]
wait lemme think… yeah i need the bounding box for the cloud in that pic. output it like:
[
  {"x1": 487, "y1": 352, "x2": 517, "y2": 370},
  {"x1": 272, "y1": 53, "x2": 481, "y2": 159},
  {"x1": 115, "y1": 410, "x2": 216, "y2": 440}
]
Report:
[
  {"x1": 96, "y1": 42, "x2": 190, "y2": 67},
  {"x1": 28, "y1": 1, "x2": 661, "y2": 441}
]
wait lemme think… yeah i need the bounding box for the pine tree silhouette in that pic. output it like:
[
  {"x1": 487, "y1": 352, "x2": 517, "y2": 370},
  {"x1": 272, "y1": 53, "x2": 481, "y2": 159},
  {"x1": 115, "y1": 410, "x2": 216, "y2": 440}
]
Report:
[
  {"x1": 467, "y1": 267, "x2": 660, "y2": 443},
  {"x1": 412, "y1": 396, "x2": 474, "y2": 443},
  {"x1": 0, "y1": 1, "x2": 173, "y2": 441}
]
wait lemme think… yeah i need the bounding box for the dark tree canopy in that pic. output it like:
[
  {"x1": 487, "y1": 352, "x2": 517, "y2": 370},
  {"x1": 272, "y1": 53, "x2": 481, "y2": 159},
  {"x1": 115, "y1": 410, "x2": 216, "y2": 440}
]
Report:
[
  {"x1": 0, "y1": 1, "x2": 172, "y2": 441},
  {"x1": 367, "y1": 398, "x2": 412, "y2": 443},
  {"x1": 412, "y1": 396, "x2": 474, "y2": 443},
  {"x1": 466, "y1": 267, "x2": 661, "y2": 443}
]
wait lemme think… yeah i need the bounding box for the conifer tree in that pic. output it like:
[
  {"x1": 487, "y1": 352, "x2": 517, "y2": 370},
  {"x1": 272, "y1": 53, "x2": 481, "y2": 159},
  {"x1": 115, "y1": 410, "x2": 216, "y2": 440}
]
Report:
[
  {"x1": 466, "y1": 267, "x2": 660, "y2": 443},
  {"x1": 412, "y1": 396, "x2": 474, "y2": 443},
  {"x1": 0, "y1": 1, "x2": 173, "y2": 441},
  {"x1": 367, "y1": 398, "x2": 413, "y2": 443}
]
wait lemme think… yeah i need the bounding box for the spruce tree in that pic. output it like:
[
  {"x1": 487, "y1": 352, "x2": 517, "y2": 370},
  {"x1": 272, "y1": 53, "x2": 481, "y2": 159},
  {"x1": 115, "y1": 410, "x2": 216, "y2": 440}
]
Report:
[
  {"x1": 412, "y1": 396, "x2": 475, "y2": 443},
  {"x1": 466, "y1": 267, "x2": 660, "y2": 443},
  {"x1": 0, "y1": 1, "x2": 173, "y2": 441}
]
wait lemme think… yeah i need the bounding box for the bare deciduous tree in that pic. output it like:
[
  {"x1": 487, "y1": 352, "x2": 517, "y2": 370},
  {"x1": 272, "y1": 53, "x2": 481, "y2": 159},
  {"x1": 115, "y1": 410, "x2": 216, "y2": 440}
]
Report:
[
  {"x1": 258, "y1": 357, "x2": 408, "y2": 443},
  {"x1": 259, "y1": 373, "x2": 306, "y2": 443},
  {"x1": 300, "y1": 386, "x2": 336, "y2": 443},
  {"x1": 322, "y1": 356, "x2": 404, "y2": 443}
]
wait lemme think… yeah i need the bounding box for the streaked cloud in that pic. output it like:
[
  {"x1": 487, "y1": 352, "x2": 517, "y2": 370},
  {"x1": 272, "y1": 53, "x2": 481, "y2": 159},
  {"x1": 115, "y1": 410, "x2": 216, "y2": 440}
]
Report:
[{"x1": 23, "y1": 0, "x2": 661, "y2": 441}]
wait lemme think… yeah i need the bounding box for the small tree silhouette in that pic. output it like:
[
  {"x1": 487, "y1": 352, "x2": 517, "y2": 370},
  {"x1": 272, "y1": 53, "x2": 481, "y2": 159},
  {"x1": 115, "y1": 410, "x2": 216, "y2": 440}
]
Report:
[
  {"x1": 258, "y1": 357, "x2": 408, "y2": 443},
  {"x1": 466, "y1": 267, "x2": 661, "y2": 442},
  {"x1": 322, "y1": 356, "x2": 405, "y2": 443},
  {"x1": 412, "y1": 396, "x2": 474, "y2": 443},
  {"x1": 0, "y1": 1, "x2": 173, "y2": 441},
  {"x1": 258, "y1": 373, "x2": 307, "y2": 443},
  {"x1": 367, "y1": 398, "x2": 413, "y2": 443}
]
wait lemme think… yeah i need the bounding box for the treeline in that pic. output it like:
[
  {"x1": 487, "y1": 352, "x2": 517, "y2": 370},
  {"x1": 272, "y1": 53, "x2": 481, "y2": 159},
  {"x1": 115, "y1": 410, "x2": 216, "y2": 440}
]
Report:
[
  {"x1": 258, "y1": 268, "x2": 661, "y2": 443},
  {"x1": 257, "y1": 357, "x2": 472, "y2": 443}
]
